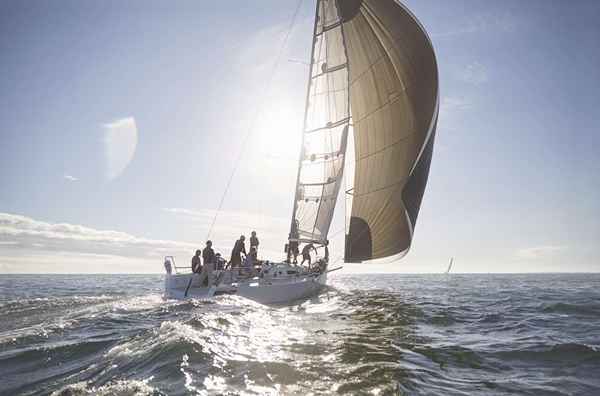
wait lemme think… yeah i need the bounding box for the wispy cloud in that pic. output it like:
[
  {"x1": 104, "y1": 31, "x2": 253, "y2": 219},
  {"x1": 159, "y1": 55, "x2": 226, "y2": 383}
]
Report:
[
  {"x1": 0, "y1": 212, "x2": 195, "y2": 260},
  {"x1": 438, "y1": 95, "x2": 472, "y2": 133},
  {"x1": 440, "y1": 96, "x2": 472, "y2": 115},
  {"x1": 431, "y1": 11, "x2": 518, "y2": 39},
  {"x1": 457, "y1": 62, "x2": 488, "y2": 85},
  {"x1": 516, "y1": 245, "x2": 567, "y2": 260},
  {"x1": 63, "y1": 174, "x2": 78, "y2": 182}
]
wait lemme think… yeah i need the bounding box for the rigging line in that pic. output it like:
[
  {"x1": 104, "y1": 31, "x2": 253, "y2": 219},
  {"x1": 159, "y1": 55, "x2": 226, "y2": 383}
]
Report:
[{"x1": 206, "y1": 0, "x2": 305, "y2": 241}]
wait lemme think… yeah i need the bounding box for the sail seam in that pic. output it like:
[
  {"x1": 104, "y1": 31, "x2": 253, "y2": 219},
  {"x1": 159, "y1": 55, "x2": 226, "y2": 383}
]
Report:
[
  {"x1": 352, "y1": 178, "x2": 406, "y2": 199},
  {"x1": 354, "y1": 129, "x2": 418, "y2": 162}
]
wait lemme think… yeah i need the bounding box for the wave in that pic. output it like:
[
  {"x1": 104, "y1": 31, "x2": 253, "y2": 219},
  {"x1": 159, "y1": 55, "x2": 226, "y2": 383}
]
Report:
[
  {"x1": 3, "y1": 273, "x2": 600, "y2": 395},
  {"x1": 51, "y1": 379, "x2": 162, "y2": 396},
  {"x1": 542, "y1": 302, "x2": 600, "y2": 316},
  {"x1": 493, "y1": 343, "x2": 600, "y2": 363}
]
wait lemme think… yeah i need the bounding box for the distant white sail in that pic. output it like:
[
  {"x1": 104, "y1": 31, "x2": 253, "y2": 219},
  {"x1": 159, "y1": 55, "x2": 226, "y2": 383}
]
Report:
[{"x1": 446, "y1": 258, "x2": 453, "y2": 274}]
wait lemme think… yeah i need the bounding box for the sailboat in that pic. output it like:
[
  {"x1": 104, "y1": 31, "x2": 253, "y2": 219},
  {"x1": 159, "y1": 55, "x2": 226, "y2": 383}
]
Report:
[
  {"x1": 446, "y1": 258, "x2": 453, "y2": 274},
  {"x1": 164, "y1": 0, "x2": 439, "y2": 304}
]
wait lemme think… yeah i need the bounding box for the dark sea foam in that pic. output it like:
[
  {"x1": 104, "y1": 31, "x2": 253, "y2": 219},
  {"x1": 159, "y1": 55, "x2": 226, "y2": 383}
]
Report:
[{"x1": 1, "y1": 273, "x2": 599, "y2": 395}]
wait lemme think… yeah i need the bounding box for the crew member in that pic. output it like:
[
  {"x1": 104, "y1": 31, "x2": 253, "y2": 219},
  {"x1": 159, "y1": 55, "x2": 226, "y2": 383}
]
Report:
[
  {"x1": 191, "y1": 249, "x2": 202, "y2": 273},
  {"x1": 200, "y1": 241, "x2": 215, "y2": 285},
  {"x1": 202, "y1": 240, "x2": 215, "y2": 268},
  {"x1": 250, "y1": 231, "x2": 259, "y2": 252},
  {"x1": 244, "y1": 246, "x2": 257, "y2": 276},
  {"x1": 164, "y1": 258, "x2": 172, "y2": 274},
  {"x1": 287, "y1": 220, "x2": 300, "y2": 264},
  {"x1": 301, "y1": 243, "x2": 318, "y2": 266},
  {"x1": 230, "y1": 235, "x2": 246, "y2": 268},
  {"x1": 215, "y1": 253, "x2": 225, "y2": 270}
]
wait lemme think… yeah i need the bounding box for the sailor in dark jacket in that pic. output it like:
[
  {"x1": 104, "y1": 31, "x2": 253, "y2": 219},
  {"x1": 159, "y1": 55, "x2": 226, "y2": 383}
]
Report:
[
  {"x1": 230, "y1": 235, "x2": 246, "y2": 268},
  {"x1": 250, "y1": 231, "x2": 259, "y2": 253},
  {"x1": 200, "y1": 240, "x2": 215, "y2": 286},
  {"x1": 301, "y1": 243, "x2": 317, "y2": 266},
  {"x1": 202, "y1": 240, "x2": 215, "y2": 268},
  {"x1": 191, "y1": 249, "x2": 202, "y2": 273}
]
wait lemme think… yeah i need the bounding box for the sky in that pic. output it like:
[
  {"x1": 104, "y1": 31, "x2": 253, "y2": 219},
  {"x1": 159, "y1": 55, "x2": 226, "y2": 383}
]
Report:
[{"x1": 1, "y1": 0, "x2": 599, "y2": 274}]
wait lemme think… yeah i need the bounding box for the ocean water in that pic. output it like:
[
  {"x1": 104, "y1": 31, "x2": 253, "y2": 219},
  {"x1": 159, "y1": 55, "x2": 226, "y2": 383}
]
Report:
[{"x1": 1, "y1": 274, "x2": 599, "y2": 396}]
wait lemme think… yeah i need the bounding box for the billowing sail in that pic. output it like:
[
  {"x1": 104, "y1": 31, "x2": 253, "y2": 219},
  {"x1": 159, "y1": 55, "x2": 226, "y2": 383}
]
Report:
[
  {"x1": 341, "y1": 0, "x2": 439, "y2": 262},
  {"x1": 290, "y1": 0, "x2": 351, "y2": 243}
]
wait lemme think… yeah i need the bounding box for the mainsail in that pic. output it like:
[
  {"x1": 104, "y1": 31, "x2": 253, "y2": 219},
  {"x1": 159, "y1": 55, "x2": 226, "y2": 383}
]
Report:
[
  {"x1": 289, "y1": 0, "x2": 351, "y2": 243},
  {"x1": 290, "y1": 0, "x2": 439, "y2": 263}
]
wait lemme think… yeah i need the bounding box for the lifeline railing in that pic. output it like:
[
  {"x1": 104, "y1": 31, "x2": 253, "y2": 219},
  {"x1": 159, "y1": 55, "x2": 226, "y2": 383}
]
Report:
[{"x1": 164, "y1": 256, "x2": 192, "y2": 274}]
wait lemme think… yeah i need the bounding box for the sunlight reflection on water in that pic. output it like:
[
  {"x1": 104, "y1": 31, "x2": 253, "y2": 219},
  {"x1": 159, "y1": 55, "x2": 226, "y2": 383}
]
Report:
[{"x1": 1, "y1": 274, "x2": 599, "y2": 395}]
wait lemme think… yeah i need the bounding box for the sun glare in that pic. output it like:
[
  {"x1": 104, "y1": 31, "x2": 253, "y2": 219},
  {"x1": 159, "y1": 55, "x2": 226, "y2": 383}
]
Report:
[{"x1": 255, "y1": 101, "x2": 302, "y2": 161}]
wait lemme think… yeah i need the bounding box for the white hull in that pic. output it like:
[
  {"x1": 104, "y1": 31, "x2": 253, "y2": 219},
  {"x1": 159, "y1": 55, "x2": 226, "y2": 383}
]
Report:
[{"x1": 164, "y1": 263, "x2": 329, "y2": 305}]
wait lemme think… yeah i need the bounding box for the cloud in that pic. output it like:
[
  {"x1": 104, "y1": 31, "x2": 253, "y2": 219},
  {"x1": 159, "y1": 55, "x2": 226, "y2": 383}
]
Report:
[
  {"x1": 0, "y1": 251, "x2": 159, "y2": 274},
  {"x1": 63, "y1": 174, "x2": 78, "y2": 181},
  {"x1": 440, "y1": 96, "x2": 472, "y2": 116},
  {"x1": 432, "y1": 11, "x2": 518, "y2": 39},
  {"x1": 0, "y1": 209, "x2": 292, "y2": 273},
  {"x1": 438, "y1": 95, "x2": 472, "y2": 133},
  {"x1": 103, "y1": 117, "x2": 138, "y2": 181},
  {"x1": 0, "y1": 212, "x2": 195, "y2": 261},
  {"x1": 516, "y1": 245, "x2": 567, "y2": 260},
  {"x1": 458, "y1": 62, "x2": 488, "y2": 85}
]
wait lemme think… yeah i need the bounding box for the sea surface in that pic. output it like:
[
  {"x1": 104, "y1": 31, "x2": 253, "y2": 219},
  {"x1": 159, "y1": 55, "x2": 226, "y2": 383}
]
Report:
[{"x1": 1, "y1": 274, "x2": 599, "y2": 395}]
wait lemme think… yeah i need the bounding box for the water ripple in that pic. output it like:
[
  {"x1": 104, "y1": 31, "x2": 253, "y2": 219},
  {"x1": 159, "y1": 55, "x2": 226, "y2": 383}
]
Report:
[{"x1": 0, "y1": 273, "x2": 599, "y2": 395}]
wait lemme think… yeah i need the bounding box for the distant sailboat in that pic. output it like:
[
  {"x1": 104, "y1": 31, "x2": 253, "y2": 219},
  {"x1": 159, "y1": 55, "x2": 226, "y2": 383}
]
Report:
[
  {"x1": 164, "y1": 0, "x2": 439, "y2": 304},
  {"x1": 446, "y1": 258, "x2": 453, "y2": 274}
]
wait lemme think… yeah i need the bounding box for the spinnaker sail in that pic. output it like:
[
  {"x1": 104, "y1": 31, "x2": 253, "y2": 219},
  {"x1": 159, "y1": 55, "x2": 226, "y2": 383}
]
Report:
[{"x1": 341, "y1": 0, "x2": 439, "y2": 262}]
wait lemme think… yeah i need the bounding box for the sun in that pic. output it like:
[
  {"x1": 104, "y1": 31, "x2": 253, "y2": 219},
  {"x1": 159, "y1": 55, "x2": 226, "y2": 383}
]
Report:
[{"x1": 254, "y1": 99, "x2": 303, "y2": 160}]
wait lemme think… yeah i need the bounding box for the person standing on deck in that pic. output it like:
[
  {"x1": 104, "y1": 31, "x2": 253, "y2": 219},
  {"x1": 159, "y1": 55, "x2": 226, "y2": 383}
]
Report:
[
  {"x1": 191, "y1": 250, "x2": 202, "y2": 273},
  {"x1": 203, "y1": 240, "x2": 215, "y2": 268},
  {"x1": 301, "y1": 243, "x2": 318, "y2": 267},
  {"x1": 201, "y1": 240, "x2": 216, "y2": 286},
  {"x1": 250, "y1": 231, "x2": 259, "y2": 253},
  {"x1": 230, "y1": 235, "x2": 246, "y2": 268},
  {"x1": 287, "y1": 220, "x2": 300, "y2": 264},
  {"x1": 164, "y1": 258, "x2": 172, "y2": 274},
  {"x1": 243, "y1": 246, "x2": 257, "y2": 276}
]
